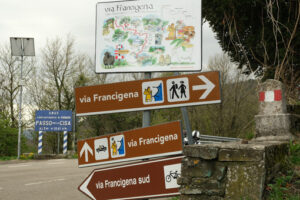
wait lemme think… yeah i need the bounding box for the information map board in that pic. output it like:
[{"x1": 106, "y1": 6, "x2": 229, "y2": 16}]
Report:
[{"x1": 96, "y1": 0, "x2": 202, "y2": 73}]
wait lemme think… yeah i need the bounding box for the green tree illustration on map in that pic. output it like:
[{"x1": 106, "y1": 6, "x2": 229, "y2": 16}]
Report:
[
  {"x1": 120, "y1": 17, "x2": 131, "y2": 25},
  {"x1": 112, "y1": 29, "x2": 129, "y2": 42}
]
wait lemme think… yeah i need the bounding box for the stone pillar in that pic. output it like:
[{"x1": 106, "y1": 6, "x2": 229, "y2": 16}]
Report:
[{"x1": 254, "y1": 79, "x2": 294, "y2": 141}]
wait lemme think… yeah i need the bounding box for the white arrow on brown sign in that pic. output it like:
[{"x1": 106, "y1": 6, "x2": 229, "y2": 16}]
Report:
[{"x1": 75, "y1": 71, "x2": 221, "y2": 116}]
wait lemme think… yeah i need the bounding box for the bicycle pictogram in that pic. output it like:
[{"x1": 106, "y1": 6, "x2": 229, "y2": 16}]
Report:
[{"x1": 165, "y1": 170, "x2": 181, "y2": 182}]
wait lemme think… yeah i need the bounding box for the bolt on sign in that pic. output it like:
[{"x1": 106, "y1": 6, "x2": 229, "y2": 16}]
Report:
[
  {"x1": 75, "y1": 71, "x2": 221, "y2": 116},
  {"x1": 78, "y1": 156, "x2": 183, "y2": 200},
  {"x1": 77, "y1": 121, "x2": 183, "y2": 168}
]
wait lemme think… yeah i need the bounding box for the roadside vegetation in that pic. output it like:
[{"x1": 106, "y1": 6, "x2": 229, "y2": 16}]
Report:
[{"x1": 265, "y1": 141, "x2": 300, "y2": 199}]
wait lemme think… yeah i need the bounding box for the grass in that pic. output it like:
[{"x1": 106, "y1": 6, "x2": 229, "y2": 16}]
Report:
[
  {"x1": 0, "y1": 152, "x2": 35, "y2": 161},
  {"x1": 0, "y1": 156, "x2": 17, "y2": 161},
  {"x1": 265, "y1": 141, "x2": 300, "y2": 199}
]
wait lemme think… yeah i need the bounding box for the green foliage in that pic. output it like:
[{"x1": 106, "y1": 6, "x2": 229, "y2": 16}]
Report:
[
  {"x1": 152, "y1": 108, "x2": 182, "y2": 125},
  {"x1": 0, "y1": 113, "x2": 18, "y2": 156},
  {"x1": 112, "y1": 29, "x2": 128, "y2": 42},
  {"x1": 170, "y1": 39, "x2": 185, "y2": 50},
  {"x1": 141, "y1": 57, "x2": 156, "y2": 66},
  {"x1": 202, "y1": 0, "x2": 299, "y2": 101},
  {"x1": 203, "y1": 0, "x2": 299, "y2": 75},
  {"x1": 20, "y1": 152, "x2": 34, "y2": 160},
  {"x1": 114, "y1": 59, "x2": 128, "y2": 66},
  {"x1": 245, "y1": 132, "x2": 255, "y2": 140},
  {"x1": 289, "y1": 141, "x2": 300, "y2": 165},
  {"x1": 267, "y1": 170, "x2": 299, "y2": 200},
  {"x1": 120, "y1": 17, "x2": 131, "y2": 25},
  {"x1": 0, "y1": 156, "x2": 17, "y2": 161},
  {"x1": 267, "y1": 174, "x2": 292, "y2": 199},
  {"x1": 128, "y1": 38, "x2": 133, "y2": 45},
  {"x1": 71, "y1": 154, "x2": 78, "y2": 159},
  {"x1": 103, "y1": 18, "x2": 114, "y2": 28},
  {"x1": 149, "y1": 46, "x2": 165, "y2": 53},
  {"x1": 266, "y1": 142, "x2": 300, "y2": 199},
  {"x1": 78, "y1": 112, "x2": 142, "y2": 140},
  {"x1": 142, "y1": 18, "x2": 162, "y2": 26}
]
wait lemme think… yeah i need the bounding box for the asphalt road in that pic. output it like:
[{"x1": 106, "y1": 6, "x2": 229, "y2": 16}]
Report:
[{"x1": 0, "y1": 159, "x2": 171, "y2": 200}]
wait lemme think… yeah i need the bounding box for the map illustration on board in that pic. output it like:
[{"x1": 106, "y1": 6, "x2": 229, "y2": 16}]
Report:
[{"x1": 96, "y1": 0, "x2": 202, "y2": 73}]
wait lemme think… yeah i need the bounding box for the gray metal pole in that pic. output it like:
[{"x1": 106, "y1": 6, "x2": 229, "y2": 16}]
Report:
[
  {"x1": 142, "y1": 72, "x2": 151, "y2": 200},
  {"x1": 72, "y1": 112, "x2": 76, "y2": 152},
  {"x1": 17, "y1": 53, "x2": 24, "y2": 159},
  {"x1": 57, "y1": 132, "x2": 60, "y2": 154},
  {"x1": 142, "y1": 72, "x2": 151, "y2": 128},
  {"x1": 174, "y1": 72, "x2": 193, "y2": 145},
  {"x1": 180, "y1": 106, "x2": 193, "y2": 145}
]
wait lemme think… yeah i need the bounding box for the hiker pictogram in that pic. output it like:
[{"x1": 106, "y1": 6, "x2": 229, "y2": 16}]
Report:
[
  {"x1": 110, "y1": 135, "x2": 126, "y2": 158},
  {"x1": 144, "y1": 87, "x2": 152, "y2": 102},
  {"x1": 167, "y1": 77, "x2": 190, "y2": 102},
  {"x1": 179, "y1": 81, "x2": 187, "y2": 98},
  {"x1": 142, "y1": 81, "x2": 164, "y2": 105},
  {"x1": 169, "y1": 81, "x2": 179, "y2": 99}
]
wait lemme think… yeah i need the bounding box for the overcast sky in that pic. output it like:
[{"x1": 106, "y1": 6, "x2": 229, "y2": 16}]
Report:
[{"x1": 0, "y1": 0, "x2": 222, "y2": 70}]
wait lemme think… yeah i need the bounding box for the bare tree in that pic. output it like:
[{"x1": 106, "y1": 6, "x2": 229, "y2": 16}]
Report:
[
  {"x1": 0, "y1": 44, "x2": 34, "y2": 127},
  {"x1": 35, "y1": 35, "x2": 93, "y2": 111},
  {"x1": 26, "y1": 35, "x2": 93, "y2": 153},
  {"x1": 189, "y1": 54, "x2": 258, "y2": 138}
]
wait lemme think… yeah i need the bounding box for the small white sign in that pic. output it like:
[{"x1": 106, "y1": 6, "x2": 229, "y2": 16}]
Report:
[
  {"x1": 164, "y1": 163, "x2": 181, "y2": 189},
  {"x1": 110, "y1": 135, "x2": 126, "y2": 158},
  {"x1": 94, "y1": 138, "x2": 109, "y2": 161},
  {"x1": 166, "y1": 77, "x2": 190, "y2": 102},
  {"x1": 142, "y1": 80, "x2": 164, "y2": 105}
]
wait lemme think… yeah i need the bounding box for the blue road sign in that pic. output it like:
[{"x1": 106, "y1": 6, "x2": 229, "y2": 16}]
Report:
[{"x1": 35, "y1": 110, "x2": 72, "y2": 132}]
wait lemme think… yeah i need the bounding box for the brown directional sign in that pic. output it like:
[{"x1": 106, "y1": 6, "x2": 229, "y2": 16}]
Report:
[
  {"x1": 78, "y1": 156, "x2": 183, "y2": 200},
  {"x1": 77, "y1": 121, "x2": 183, "y2": 168},
  {"x1": 75, "y1": 71, "x2": 221, "y2": 116}
]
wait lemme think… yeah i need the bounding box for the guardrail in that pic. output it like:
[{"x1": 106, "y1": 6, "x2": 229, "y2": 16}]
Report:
[
  {"x1": 198, "y1": 134, "x2": 240, "y2": 143},
  {"x1": 184, "y1": 133, "x2": 241, "y2": 145}
]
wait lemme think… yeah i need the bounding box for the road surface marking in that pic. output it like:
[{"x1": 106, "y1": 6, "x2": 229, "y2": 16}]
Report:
[
  {"x1": 25, "y1": 178, "x2": 66, "y2": 186},
  {"x1": 8, "y1": 164, "x2": 30, "y2": 168},
  {"x1": 47, "y1": 162, "x2": 65, "y2": 165}
]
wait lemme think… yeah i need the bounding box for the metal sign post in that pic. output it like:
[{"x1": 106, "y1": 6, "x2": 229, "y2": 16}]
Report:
[
  {"x1": 174, "y1": 72, "x2": 193, "y2": 145},
  {"x1": 10, "y1": 37, "x2": 35, "y2": 159},
  {"x1": 142, "y1": 72, "x2": 151, "y2": 128}
]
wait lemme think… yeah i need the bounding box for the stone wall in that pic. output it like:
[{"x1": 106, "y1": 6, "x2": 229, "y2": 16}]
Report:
[
  {"x1": 177, "y1": 79, "x2": 295, "y2": 199},
  {"x1": 178, "y1": 141, "x2": 288, "y2": 200}
]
